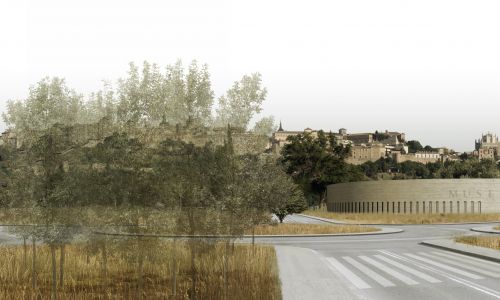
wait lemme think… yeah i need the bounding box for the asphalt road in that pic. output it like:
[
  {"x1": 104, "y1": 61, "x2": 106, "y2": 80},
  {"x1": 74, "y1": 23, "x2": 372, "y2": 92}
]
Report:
[{"x1": 259, "y1": 214, "x2": 500, "y2": 300}]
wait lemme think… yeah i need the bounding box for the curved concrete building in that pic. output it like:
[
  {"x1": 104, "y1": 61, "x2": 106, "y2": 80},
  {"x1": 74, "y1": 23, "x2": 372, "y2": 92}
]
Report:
[{"x1": 327, "y1": 179, "x2": 500, "y2": 214}]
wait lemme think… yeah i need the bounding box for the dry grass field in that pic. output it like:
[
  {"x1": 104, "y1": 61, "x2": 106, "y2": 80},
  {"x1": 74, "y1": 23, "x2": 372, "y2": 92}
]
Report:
[
  {"x1": 304, "y1": 210, "x2": 500, "y2": 224},
  {"x1": 0, "y1": 240, "x2": 281, "y2": 300},
  {"x1": 455, "y1": 236, "x2": 500, "y2": 250},
  {"x1": 248, "y1": 223, "x2": 378, "y2": 235}
]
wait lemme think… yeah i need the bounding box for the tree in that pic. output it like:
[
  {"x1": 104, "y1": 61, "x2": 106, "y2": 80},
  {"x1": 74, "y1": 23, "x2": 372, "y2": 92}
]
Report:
[
  {"x1": 260, "y1": 159, "x2": 307, "y2": 223},
  {"x1": 116, "y1": 60, "x2": 215, "y2": 127},
  {"x1": 281, "y1": 131, "x2": 364, "y2": 206},
  {"x1": 406, "y1": 140, "x2": 423, "y2": 153},
  {"x1": 215, "y1": 73, "x2": 267, "y2": 130},
  {"x1": 252, "y1": 116, "x2": 277, "y2": 137},
  {"x1": 3, "y1": 77, "x2": 85, "y2": 133}
]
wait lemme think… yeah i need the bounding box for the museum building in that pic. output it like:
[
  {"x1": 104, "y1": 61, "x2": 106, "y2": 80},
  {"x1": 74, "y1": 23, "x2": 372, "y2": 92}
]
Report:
[{"x1": 326, "y1": 179, "x2": 500, "y2": 214}]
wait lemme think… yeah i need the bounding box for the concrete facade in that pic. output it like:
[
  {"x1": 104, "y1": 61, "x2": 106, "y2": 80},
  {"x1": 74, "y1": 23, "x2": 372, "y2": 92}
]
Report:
[{"x1": 327, "y1": 179, "x2": 500, "y2": 214}]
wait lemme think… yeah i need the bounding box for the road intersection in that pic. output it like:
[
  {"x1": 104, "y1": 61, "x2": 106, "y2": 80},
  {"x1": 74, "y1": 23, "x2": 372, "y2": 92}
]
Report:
[{"x1": 262, "y1": 214, "x2": 500, "y2": 300}]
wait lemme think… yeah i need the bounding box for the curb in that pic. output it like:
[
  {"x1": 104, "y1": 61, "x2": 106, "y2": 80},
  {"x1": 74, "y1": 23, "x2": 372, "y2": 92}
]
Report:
[
  {"x1": 92, "y1": 227, "x2": 403, "y2": 238},
  {"x1": 471, "y1": 226, "x2": 500, "y2": 234},
  {"x1": 241, "y1": 227, "x2": 403, "y2": 238},
  {"x1": 420, "y1": 239, "x2": 500, "y2": 264},
  {"x1": 296, "y1": 214, "x2": 347, "y2": 224},
  {"x1": 299, "y1": 214, "x2": 500, "y2": 226}
]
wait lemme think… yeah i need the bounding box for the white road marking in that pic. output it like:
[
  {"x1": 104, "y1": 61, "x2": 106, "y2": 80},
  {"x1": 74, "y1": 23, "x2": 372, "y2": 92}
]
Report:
[
  {"x1": 404, "y1": 253, "x2": 483, "y2": 280},
  {"x1": 342, "y1": 256, "x2": 396, "y2": 287},
  {"x1": 418, "y1": 252, "x2": 500, "y2": 278},
  {"x1": 324, "y1": 257, "x2": 372, "y2": 289},
  {"x1": 432, "y1": 251, "x2": 500, "y2": 269},
  {"x1": 380, "y1": 250, "x2": 500, "y2": 299},
  {"x1": 374, "y1": 254, "x2": 441, "y2": 283},
  {"x1": 359, "y1": 255, "x2": 419, "y2": 285}
]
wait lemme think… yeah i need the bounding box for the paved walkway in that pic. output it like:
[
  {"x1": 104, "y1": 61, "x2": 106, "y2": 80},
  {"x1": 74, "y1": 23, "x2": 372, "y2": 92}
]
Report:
[{"x1": 276, "y1": 245, "x2": 365, "y2": 300}]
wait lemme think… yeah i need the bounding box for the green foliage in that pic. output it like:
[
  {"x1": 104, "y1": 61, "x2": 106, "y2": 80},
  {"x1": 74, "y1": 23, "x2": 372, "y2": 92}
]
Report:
[
  {"x1": 3, "y1": 60, "x2": 269, "y2": 134},
  {"x1": 215, "y1": 73, "x2": 267, "y2": 130},
  {"x1": 280, "y1": 131, "x2": 364, "y2": 206},
  {"x1": 373, "y1": 131, "x2": 389, "y2": 141},
  {"x1": 116, "y1": 60, "x2": 214, "y2": 126},
  {"x1": 252, "y1": 116, "x2": 277, "y2": 137},
  {"x1": 406, "y1": 140, "x2": 423, "y2": 153},
  {"x1": 360, "y1": 157, "x2": 500, "y2": 179},
  {"x1": 3, "y1": 77, "x2": 85, "y2": 132}
]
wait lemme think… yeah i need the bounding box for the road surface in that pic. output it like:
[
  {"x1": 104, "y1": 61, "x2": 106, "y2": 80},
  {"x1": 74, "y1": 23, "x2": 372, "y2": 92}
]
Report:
[{"x1": 262, "y1": 214, "x2": 500, "y2": 300}]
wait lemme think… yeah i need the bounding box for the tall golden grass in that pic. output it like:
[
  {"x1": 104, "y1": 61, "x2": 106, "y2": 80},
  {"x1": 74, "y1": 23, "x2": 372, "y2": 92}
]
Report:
[
  {"x1": 247, "y1": 223, "x2": 378, "y2": 235},
  {"x1": 304, "y1": 210, "x2": 500, "y2": 224},
  {"x1": 0, "y1": 239, "x2": 281, "y2": 299},
  {"x1": 455, "y1": 236, "x2": 500, "y2": 250}
]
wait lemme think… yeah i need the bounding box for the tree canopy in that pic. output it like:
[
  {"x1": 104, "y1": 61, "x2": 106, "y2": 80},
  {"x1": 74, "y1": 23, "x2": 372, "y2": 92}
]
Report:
[{"x1": 280, "y1": 131, "x2": 364, "y2": 206}]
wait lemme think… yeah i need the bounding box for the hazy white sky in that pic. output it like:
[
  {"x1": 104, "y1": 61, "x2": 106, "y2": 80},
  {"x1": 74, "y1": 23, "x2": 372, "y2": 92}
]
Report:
[{"x1": 1, "y1": 0, "x2": 500, "y2": 151}]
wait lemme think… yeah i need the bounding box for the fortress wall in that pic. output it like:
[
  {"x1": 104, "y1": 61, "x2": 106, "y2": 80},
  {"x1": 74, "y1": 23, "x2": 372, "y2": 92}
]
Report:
[{"x1": 327, "y1": 179, "x2": 500, "y2": 214}]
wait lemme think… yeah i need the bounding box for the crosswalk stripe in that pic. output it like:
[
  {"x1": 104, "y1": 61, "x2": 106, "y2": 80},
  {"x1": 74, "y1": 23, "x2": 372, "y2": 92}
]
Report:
[
  {"x1": 374, "y1": 254, "x2": 441, "y2": 283},
  {"x1": 404, "y1": 253, "x2": 483, "y2": 280},
  {"x1": 432, "y1": 251, "x2": 500, "y2": 270},
  {"x1": 359, "y1": 256, "x2": 419, "y2": 285},
  {"x1": 418, "y1": 252, "x2": 500, "y2": 278},
  {"x1": 342, "y1": 256, "x2": 396, "y2": 287},
  {"x1": 325, "y1": 257, "x2": 372, "y2": 289}
]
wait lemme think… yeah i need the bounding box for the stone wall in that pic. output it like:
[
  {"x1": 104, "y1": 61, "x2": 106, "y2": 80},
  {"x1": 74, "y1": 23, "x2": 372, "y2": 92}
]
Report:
[
  {"x1": 327, "y1": 179, "x2": 500, "y2": 214},
  {"x1": 9, "y1": 121, "x2": 269, "y2": 155}
]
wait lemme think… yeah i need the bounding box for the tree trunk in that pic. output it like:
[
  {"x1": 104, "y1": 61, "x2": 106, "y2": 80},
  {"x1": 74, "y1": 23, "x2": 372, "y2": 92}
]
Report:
[
  {"x1": 251, "y1": 226, "x2": 255, "y2": 246},
  {"x1": 23, "y1": 237, "x2": 27, "y2": 269},
  {"x1": 31, "y1": 238, "x2": 36, "y2": 290},
  {"x1": 137, "y1": 237, "x2": 144, "y2": 300},
  {"x1": 101, "y1": 240, "x2": 108, "y2": 280},
  {"x1": 223, "y1": 240, "x2": 229, "y2": 300},
  {"x1": 278, "y1": 215, "x2": 285, "y2": 223},
  {"x1": 171, "y1": 239, "x2": 177, "y2": 297},
  {"x1": 59, "y1": 244, "x2": 65, "y2": 288},
  {"x1": 50, "y1": 244, "x2": 57, "y2": 300}
]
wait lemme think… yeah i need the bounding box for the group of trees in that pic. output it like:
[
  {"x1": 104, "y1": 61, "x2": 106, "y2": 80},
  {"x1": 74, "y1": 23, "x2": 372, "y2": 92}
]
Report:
[
  {"x1": 280, "y1": 131, "x2": 364, "y2": 206},
  {"x1": 3, "y1": 60, "x2": 276, "y2": 136},
  {"x1": 0, "y1": 61, "x2": 307, "y2": 299},
  {"x1": 0, "y1": 123, "x2": 306, "y2": 299},
  {"x1": 406, "y1": 140, "x2": 437, "y2": 153},
  {"x1": 360, "y1": 156, "x2": 500, "y2": 179}
]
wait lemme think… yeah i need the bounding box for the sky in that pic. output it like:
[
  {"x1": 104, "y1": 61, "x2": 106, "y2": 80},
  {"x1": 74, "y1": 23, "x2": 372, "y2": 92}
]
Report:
[{"x1": 1, "y1": 0, "x2": 500, "y2": 151}]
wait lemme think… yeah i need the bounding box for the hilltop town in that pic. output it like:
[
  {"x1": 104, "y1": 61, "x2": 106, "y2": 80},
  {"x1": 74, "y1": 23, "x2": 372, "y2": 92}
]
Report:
[
  {"x1": 1, "y1": 120, "x2": 498, "y2": 167},
  {"x1": 270, "y1": 123, "x2": 500, "y2": 164}
]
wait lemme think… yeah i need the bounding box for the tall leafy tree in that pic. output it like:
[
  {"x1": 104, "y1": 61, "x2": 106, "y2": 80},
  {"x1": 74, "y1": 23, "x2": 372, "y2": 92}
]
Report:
[
  {"x1": 281, "y1": 131, "x2": 364, "y2": 206},
  {"x1": 3, "y1": 77, "x2": 85, "y2": 133},
  {"x1": 215, "y1": 73, "x2": 267, "y2": 130},
  {"x1": 252, "y1": 116, "x2": 277, "y2": 137}
]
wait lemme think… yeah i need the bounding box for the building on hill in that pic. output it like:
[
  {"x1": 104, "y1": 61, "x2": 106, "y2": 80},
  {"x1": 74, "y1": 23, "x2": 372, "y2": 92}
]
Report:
[
  {"x1": 392, "y1": 150, "x2": 442, "y2": 164},
  {"x1": 474, "y1": 133, "x2": 499, "y2": 160},
  {"x1": 271, "y1": 124, "x2": 409, "y2": 164},
  {"x1": 346, "y1": 143, "x2": 388, "y2": 164}
]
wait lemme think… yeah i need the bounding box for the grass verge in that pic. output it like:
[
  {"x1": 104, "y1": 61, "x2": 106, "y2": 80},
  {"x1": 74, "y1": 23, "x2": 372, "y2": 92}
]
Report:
[
  {"x1": 455, "y1": 236, "x2": 500, "y2": 250},
  {"x1": 248, "y1": 223, "x2": 378, "y2": 235},
  {"x1": 0, "y1": 240, "x2": 281, "y2": 299},
  {"x1": 304, "y1": 210, "x2": 500, "y2": 224}
]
